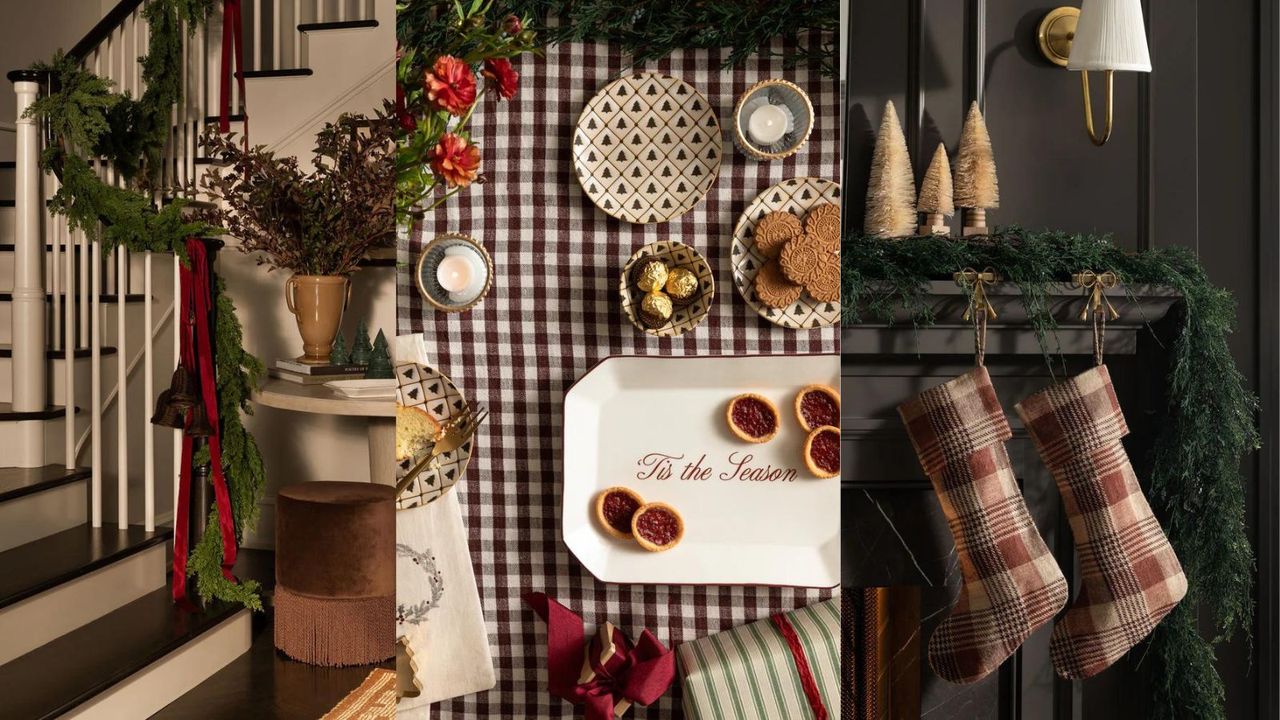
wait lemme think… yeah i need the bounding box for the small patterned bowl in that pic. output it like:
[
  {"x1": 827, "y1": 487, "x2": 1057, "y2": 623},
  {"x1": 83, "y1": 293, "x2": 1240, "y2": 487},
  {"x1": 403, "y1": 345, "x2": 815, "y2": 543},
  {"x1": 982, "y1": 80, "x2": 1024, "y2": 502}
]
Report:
[
  {"x1": 732, "y1": 79, "x2": 814, "y2": 161},
  {"x1": 619, "y1": 240, "x2": 715, "y2": 337}
]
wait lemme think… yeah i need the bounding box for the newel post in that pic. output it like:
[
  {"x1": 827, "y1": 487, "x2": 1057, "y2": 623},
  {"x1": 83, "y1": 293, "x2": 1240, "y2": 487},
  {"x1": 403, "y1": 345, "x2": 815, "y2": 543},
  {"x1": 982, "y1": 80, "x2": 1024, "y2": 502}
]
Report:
[{"x1": 8, "y1": 70, "x2": 47, "y2": 466}]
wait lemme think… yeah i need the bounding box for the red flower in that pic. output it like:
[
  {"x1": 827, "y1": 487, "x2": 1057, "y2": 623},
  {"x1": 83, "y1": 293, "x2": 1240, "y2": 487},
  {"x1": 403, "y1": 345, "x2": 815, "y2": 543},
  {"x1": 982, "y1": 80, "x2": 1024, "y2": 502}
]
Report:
[
  {"x1": 482, "y1": 58, "x2": 519, "y2": 100},
  {"x1": 502, "y1": 14, "x2": 523, "y2": 35},
  {"x1": 424, "y1": 56, "x2": 476, "y2": 115},
  {"x1": 430, "y1": 133, "x2": 481, "y2": 188}
]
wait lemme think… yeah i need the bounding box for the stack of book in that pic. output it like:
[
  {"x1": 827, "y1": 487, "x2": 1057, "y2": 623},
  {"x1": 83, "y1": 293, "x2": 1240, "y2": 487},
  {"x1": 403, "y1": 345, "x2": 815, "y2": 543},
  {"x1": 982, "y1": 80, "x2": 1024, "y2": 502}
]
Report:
[{"x1": 271, "y1": 358, "x2": 368, "y2": 385}]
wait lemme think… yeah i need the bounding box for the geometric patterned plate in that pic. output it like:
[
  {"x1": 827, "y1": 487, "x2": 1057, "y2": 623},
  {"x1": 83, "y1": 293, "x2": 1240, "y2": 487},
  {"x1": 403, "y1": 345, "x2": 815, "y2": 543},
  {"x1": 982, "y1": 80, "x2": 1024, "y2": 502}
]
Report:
[
  {"x1": 395, "y1": 362, "x2": 472, "y2": 510},
  {"x1": 619, "y1": 240, "x2": 716, "y2": 337},
  {"x1": 573, "y1": 72, "x2": 722, "y2": 224},
  {"x1": 731, "y1": 177, "x2": 842, "y2": 329}
]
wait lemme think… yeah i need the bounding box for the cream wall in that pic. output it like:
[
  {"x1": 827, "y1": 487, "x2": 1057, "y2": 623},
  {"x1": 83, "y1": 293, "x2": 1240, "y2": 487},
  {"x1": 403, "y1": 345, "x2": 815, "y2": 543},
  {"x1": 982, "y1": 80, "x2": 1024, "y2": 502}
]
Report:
[
  {"x1": 223, "y1": 5, "x2": 395, "y2": 548},
  {"x1": 0, "y1": 0, "x2": 103, "y2": 162}
]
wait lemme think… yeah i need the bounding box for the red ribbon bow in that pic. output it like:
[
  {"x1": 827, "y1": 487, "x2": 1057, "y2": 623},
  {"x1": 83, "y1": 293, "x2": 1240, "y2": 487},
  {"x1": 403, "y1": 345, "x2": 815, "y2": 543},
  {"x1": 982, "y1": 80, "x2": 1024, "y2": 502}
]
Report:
[{"x1": 525, "y1": 593, "x2": 675, "y2": 720}]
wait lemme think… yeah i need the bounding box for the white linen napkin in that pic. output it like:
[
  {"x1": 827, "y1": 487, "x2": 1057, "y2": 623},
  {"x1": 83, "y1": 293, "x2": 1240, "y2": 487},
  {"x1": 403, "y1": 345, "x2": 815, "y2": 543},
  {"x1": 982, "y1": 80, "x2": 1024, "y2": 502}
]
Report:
[{"x1": 396, "y1": 482, "x2": 496, "y2": 714}]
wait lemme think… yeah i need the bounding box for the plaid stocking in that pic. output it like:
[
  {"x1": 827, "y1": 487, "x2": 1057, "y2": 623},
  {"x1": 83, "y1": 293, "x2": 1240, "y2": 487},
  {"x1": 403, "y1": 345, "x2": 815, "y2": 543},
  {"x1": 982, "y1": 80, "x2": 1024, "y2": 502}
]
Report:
[
  {"x1": 899, "y1": 367, "x2": 1068, "y2": 684},
  {"x1": 1016, "y1": 364, "x2": 1186, "y2": 679}
]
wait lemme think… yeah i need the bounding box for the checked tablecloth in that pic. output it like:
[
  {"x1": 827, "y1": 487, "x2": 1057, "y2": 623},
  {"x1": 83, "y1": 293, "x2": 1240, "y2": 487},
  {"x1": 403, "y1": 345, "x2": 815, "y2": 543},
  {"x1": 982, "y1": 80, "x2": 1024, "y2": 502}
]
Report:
[{"x1": 399, "y1": 37, "x2": 839, "y2": 718}]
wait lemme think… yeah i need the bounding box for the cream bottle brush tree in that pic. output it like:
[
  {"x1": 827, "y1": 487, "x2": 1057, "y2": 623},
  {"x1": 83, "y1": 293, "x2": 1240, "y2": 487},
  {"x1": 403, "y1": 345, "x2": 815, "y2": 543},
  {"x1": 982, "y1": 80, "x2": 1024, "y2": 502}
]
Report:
[
  {"x1": 864, "y1": 100, "x2": 917, "y2": 238},
  {"x1": 917, "y1": 143, "x2": 954, "y2": 236},
  {"x1": 954, "y1": 101, "x2": 1000, "y2": 237}
]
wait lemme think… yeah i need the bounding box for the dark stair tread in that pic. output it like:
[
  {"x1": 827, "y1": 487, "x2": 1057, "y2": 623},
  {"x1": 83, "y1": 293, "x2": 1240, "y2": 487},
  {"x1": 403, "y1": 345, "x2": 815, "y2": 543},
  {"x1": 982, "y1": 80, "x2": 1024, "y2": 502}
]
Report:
[
  {"x1": 0, "y1": 200, "x2": 13, "y2": 208},
  {"x1": 0, "y1": 524, "x2": 171, "y2": 610},
  {"x1": 298, "y1": 19, "x2": 379, "y2": 32},
  {"x1": 0, "y1": 584, "x2": 241, "y2": 720},
  {"x1": 0, "y1": 465, "x2": 91, "y2": 503},
  {"x1": 0, "y1": 403, "x2": 80, "y2": 421},
  {"x1": 0, "y1": 242, "x2": 92, "y2": 252},
  {"x1": 0, "y1": 292, "x2": 147, "y2": 302},
  {"x1": 203, "y1": 113, "x2": 246, "y2": 124},
  {"x1": 0, "y1": 161, "x2": 14, "y2": 169},
  {"x1": 239, "y1": 68, "x2": 313, "y2": 79},
  {"x1": 0, "y1": 345, "x2": 118, "y2": 359}
]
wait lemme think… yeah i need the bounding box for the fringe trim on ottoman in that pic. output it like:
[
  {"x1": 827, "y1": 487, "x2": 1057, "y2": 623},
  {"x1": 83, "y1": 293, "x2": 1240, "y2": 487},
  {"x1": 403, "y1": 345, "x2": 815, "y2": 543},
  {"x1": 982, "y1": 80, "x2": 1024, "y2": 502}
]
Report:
[{"x1": 275, "y1": 586, "x2": 395, "y2": 667}]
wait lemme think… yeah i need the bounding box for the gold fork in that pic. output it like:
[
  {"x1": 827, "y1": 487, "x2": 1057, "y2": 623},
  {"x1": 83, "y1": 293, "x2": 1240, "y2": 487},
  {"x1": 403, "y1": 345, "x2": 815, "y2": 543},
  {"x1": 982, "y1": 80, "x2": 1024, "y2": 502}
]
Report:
[{"x1": 395, "y1": 407, "x2": 487, "y2": 498}]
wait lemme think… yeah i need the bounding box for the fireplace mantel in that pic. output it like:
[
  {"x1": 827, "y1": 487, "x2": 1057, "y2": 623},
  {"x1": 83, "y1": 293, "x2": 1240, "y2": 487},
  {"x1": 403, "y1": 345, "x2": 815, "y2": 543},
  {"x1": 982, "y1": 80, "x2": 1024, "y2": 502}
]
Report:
[{"x1": 843, "y1": 282, "x2": 1181, "y2": 356}]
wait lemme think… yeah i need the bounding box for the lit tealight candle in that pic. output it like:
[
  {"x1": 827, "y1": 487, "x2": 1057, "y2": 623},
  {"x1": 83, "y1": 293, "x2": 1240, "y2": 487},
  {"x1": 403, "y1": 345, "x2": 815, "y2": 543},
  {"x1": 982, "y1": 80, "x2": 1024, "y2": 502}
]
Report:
[
  {"x1": 747, "y1": 103, "x2": 789, "y2": 145},
  {"x1": 436, "y1": 254, "x2": 473, "y2": 294}
]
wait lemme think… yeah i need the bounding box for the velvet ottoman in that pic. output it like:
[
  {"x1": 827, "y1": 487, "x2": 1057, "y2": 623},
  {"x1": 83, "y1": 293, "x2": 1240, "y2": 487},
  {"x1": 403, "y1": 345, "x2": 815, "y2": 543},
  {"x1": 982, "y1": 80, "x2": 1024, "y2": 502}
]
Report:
[{"x1": 274, "y1": 481, "x2": 395, "y2": 666}]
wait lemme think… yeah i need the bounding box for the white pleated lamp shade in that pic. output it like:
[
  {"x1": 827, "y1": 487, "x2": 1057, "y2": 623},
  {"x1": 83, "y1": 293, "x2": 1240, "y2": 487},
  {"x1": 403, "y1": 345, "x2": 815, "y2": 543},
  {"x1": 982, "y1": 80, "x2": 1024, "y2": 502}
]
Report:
[{"x1": 1067, "y1": 0, "x2": 1152, "y2": 72}]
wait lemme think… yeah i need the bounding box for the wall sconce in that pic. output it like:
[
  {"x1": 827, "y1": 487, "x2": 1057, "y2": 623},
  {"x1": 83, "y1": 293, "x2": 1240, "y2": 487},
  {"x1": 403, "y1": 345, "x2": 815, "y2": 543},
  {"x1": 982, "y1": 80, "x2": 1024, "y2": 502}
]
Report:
[{"x1": 1037, "y1": 0, "x2": 1151, "y2": 146}]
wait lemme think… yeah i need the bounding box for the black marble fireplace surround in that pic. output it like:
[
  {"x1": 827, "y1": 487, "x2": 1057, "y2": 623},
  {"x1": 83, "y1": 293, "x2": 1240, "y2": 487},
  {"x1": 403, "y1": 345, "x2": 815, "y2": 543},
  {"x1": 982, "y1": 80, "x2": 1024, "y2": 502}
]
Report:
[{"x1": 843, "y1": 2, "x2": 1280, "y2": 718}]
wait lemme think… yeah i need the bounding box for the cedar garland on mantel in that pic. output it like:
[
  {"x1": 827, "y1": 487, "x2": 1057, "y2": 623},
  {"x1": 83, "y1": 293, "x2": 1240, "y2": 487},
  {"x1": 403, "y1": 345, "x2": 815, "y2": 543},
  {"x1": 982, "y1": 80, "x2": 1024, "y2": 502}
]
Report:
[{"x1": 842, "y1": 230, "x2": 1258, "y2": 720}]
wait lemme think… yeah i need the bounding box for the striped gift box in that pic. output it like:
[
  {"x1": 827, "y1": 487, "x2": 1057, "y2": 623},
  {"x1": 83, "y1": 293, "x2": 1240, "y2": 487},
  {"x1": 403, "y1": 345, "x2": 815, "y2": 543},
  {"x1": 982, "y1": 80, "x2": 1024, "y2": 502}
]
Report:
[{"x1": 677, "y1": 598, "x2": 841, "y2": 720}]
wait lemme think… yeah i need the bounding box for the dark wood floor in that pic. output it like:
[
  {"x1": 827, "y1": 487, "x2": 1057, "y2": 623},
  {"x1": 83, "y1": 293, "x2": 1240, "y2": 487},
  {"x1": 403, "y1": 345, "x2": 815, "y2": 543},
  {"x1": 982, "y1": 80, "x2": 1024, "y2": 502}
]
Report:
[{"x1": 152, "y1": 549, "x2": 390, "y2": 720}]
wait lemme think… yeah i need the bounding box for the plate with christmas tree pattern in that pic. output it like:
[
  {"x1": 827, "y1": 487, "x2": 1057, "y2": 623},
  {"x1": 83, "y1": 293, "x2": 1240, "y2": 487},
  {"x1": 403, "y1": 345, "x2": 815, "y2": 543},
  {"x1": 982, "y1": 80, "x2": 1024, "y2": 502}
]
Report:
[
  {"x1": 395, "y1": 362, "x2": 473, "y2": 510},
  {"x1": 731, "y1": 177, "x2": 842, "y2": 330},
  {"x1": 573, "y1": 72, "x2": 722, "y2": 224}
]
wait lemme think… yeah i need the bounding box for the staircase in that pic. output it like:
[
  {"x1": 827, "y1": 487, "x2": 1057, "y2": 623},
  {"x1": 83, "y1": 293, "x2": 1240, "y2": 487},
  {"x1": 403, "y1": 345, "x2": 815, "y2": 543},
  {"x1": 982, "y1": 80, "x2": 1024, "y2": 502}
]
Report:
[{"x1": 0, "y1": 1, "x2": 385, "y2": 717}]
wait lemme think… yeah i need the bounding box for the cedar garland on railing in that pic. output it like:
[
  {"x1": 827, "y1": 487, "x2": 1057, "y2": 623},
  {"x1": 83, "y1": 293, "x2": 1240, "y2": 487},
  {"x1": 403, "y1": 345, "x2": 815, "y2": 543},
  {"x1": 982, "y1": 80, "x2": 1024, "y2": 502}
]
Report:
[
  {"x1": 24, "y1": 0, "x2": 266, "y2": 611},
  {"x1": 842, "y1": 230, "x2": 1258, "y2": 720}
]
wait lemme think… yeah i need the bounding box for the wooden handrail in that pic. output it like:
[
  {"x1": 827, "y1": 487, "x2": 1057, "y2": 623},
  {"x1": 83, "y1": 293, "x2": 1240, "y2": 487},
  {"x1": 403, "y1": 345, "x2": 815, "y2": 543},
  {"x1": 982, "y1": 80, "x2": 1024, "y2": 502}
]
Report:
[{"x1": 67, "y1": 0, "x2": 147, "y2": 62}]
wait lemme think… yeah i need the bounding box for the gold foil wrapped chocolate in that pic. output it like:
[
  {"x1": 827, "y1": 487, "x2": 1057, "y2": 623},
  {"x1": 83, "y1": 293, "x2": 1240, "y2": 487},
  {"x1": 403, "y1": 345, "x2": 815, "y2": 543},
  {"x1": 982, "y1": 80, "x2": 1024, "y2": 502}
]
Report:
[
  {"x1": 634, "y1": 259, "x2": 669, "y2": 293},
  {"x1": 641, "y1": 291, "x2": 673, "y2": 320},
  {"x1": 665, "y1": 267, "x2": 699, "y2": 300}
]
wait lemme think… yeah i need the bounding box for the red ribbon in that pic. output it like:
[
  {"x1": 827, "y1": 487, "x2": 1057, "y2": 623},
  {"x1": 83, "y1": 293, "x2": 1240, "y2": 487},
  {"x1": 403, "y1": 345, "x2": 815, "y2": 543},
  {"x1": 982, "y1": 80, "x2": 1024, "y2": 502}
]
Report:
[
  {"x1": 524, "y1": 593, "x2": 675, "y2": 719},
  {"x1": 172, "y1": 239, "x2": 239, "y2": 603},
  {"x1": 771, "y1": 613, "x2": 829, "y2": 720},
  {"x1": 219, "y1": 0, "x2": 247, "y2": 140}
]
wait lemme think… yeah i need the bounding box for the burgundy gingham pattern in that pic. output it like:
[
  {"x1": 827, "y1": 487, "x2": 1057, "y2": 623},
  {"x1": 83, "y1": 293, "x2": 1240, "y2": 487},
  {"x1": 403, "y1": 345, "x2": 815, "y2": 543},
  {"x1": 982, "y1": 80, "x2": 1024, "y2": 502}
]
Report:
[
  {"x1": 399, "y1": 37, "x2": 838, "y2": 718},
  {"x1": 897, "y1": 368, "x2": 1067, "y2": 684},
  {"x1": 1015, "y1": 364, "x2": 1186, "y2": 679}
]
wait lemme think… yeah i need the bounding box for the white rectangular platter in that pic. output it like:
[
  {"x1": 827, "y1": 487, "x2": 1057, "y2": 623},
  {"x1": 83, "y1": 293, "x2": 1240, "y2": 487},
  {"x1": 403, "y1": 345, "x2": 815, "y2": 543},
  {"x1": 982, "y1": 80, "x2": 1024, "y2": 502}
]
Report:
[{"x1": 562, "y1": 354, "x2": 840, "y2": 587}]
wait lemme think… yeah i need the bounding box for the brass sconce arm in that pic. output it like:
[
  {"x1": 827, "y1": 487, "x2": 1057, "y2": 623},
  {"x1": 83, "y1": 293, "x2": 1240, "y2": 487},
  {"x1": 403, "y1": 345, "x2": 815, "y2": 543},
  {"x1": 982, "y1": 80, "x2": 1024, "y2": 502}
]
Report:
[{"x1": 1080, "y1": 69, "x2": 1114, "y2": 146}]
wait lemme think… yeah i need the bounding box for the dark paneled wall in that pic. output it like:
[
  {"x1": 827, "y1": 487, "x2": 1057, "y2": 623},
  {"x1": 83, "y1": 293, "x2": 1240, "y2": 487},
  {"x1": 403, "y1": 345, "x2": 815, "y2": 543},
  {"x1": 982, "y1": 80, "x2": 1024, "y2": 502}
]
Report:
[{"x1": 843, "y1": 1, "x2": 1276, "y2": 718}]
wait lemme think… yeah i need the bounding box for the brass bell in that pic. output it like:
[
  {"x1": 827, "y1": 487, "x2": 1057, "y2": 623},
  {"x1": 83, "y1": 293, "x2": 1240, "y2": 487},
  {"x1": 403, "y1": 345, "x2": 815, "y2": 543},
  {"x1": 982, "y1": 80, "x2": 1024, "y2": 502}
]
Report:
[
  {"x1": 150, "y1": 389, "x2": 187, "y2": 429},
  {"x1": 186, "y1": 402, "x2": 215, "y2": 437},
  {"x1": 167, "y1": 366, "x2": 198, "y2": 411}
]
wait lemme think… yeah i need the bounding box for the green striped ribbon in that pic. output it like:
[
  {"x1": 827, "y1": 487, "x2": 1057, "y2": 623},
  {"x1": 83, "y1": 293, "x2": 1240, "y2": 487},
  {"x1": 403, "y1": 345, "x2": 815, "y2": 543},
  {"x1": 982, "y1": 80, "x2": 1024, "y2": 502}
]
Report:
[{"x1": 677, "y1": 598, "x2": 841, "y2": 720}]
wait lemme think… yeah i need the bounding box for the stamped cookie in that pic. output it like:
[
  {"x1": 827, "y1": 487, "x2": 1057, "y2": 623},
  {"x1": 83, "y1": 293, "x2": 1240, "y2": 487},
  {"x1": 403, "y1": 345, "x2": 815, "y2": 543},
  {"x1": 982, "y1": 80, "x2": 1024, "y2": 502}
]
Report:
[
  {"x1": 754, "y1": 259, "x2": 804, "y2": 308},
  {"x1": 804, "y1": 203, "x2": 840, "y2": 250},
  {"x1": 754, "y1": 211, "x2": 803, "y2": 259},
  {"x1": 806, "y1": 256, "x2": 840, "y2": 303},
  {"x1": 779, "y1": 230, "x2": 836, "y2": 289}
]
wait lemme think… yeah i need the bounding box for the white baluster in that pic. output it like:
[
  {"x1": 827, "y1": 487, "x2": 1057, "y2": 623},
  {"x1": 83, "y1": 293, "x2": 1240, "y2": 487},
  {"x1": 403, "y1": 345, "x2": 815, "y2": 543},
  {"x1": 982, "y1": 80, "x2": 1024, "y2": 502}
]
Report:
[
  {"x1": 339, "y1": 0, "x2": 348, "y2": 22},
  {"x1": 273, "y1": 0, "x2": 282, "y2": 69},
  {"x1": 172, "y1": 254, "x2": 181, "y2": 526},
  {"x1": 51, "y1": 209, "x2": 61, "y2": 353},
  {"x1": 11, "y1": 74, "x2": 48, "y2": 471},
  {"x1": 91, "y1": 241, "x2": 102, "y2": 527},
  {"x1": 117, "y1": 247, "x2": 128, "y2": 529},
  {"x1": 254, "y1": 0, "x2": 263, "y2": 73},
  {"x1": 293, "y1": 0, "x2": 302, "y2": 67},
  {"x1": 144, "y1": 252, "x2": 154, "y2": 532},
  {"x1": 65, "y1": 224, "x2": 75, "y2": 470}
]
